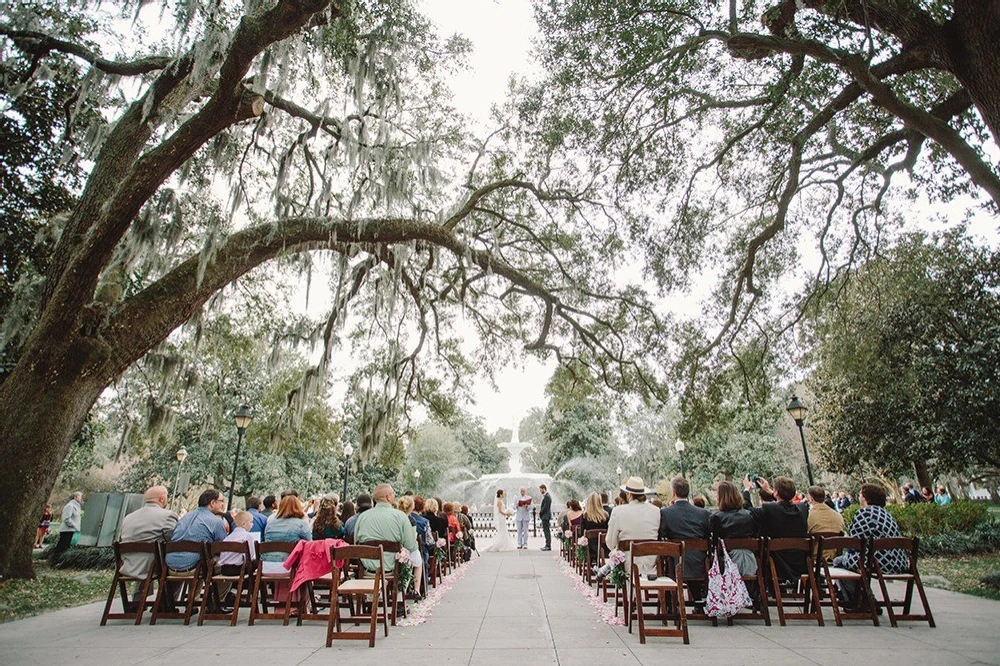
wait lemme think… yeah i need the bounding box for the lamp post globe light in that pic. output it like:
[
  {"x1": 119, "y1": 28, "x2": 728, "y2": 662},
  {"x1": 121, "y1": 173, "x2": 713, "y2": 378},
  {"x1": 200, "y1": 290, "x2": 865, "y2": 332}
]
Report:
[
  {"x1": 414, "y1": 468, "x2": 421, "y2": 493},
  {"x1": 172, "y1": 445, "x2": 188, "y2": 510},
  {"x1": 342, "y1": 442, "x2": 354, "y2": 500},
  {"x1": 786, "y1": 395, "x2": 815, "y2": 486},
  {"x1": 228, "y1": 404, "x2": 253, "y2": 510},
  {"x1": 674, "y1": 438, "x2": 686, "y2": 477}
]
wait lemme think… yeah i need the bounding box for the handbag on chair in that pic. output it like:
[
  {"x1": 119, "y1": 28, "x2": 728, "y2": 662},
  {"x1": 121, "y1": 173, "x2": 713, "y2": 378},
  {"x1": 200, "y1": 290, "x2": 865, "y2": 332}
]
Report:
[{"x1": 705, "y1": 539, "x2": 752, "y2": 618}]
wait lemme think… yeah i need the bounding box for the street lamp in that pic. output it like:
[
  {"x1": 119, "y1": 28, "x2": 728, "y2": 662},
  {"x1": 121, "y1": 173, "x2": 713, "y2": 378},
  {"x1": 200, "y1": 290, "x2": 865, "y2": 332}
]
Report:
[
  {"x1": 786, "y1": 395, "x2": 815, "y2": 486},
  {"x1": 675, "y1": 438, "x2": 686, "y2": 477},
  {"x1": 227, "y1": 404, "x2": 253, "y2": 510},
  {"x1": 342, "y1": 442, "x2": 354, "y2": 500},
  {"x1": 414, "y1": 469, "x2": 421, "y2": 493},
  {"x1": 172, "y1": 446, "x2": 188, "y2": 510}
]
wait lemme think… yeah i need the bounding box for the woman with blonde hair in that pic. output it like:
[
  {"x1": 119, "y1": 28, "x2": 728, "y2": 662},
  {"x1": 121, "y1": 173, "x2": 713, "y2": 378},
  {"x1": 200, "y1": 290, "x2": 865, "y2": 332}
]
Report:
[{"x1": 581, "y1": 492, "x2": 609, "y2": 563}]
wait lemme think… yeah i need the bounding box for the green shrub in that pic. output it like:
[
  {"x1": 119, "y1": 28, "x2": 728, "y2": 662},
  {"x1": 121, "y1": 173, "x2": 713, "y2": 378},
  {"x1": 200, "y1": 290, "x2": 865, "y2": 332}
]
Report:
[
  {"x1": 51, "y1": 546, "x2": 115, "y2": 570},
  {"x1": 842, "y1": 503, "x2": 859, "y2": 529},
  {"x1": 917, "y1": 521, "x2": 1000, "y2": 557},
  {"x1": 982, "y1": 573, "x2": 1000, "y2": 591},
  {"x1": 845, "y1": 500, "x2": 990, "y2": 537}
]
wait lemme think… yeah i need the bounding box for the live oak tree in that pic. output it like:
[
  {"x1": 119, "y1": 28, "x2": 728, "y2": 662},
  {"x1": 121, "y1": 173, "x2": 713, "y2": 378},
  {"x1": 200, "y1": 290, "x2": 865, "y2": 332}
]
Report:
[
  {"x1": 805, "y1": 229, "x2": 1000, "y2": 485},
  {"x1": 532, "y1": 0, "x2": 1000, "y2": 391},
  {"x1": 0, "y1": 0, "x2": 666, "y2": 579}
]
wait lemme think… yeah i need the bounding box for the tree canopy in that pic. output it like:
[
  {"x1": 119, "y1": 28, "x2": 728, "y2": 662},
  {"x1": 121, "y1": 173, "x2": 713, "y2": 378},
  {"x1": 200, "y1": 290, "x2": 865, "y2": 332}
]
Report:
[{"x1": 806, "y1": 228, "x2": 1000, "y2": 482}]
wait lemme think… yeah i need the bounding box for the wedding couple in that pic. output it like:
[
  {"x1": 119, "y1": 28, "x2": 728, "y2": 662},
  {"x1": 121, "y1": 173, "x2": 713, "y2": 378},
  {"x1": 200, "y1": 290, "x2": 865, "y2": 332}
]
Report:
[{"x1": 482, "y1": 486, "x2": 552, "y2": 552}]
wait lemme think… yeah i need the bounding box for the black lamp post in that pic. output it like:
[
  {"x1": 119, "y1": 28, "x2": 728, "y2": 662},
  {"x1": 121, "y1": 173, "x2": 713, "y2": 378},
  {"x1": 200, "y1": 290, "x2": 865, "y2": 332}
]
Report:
[
  {"x1": 786, "y1": 395, "x2": 814, "y2": 486},
  {"x1": 675, "y1": 438, "x2": 686, "y2": 477},
  {"x1": 171, "y1": 446, "x2": 188, "y2": 510},
  {"x1": 228, "y1": 404, "x2": 253, "y2": 510},
  {"x1": 342, "y1": 442, "x2": 354, "y2": 500}
]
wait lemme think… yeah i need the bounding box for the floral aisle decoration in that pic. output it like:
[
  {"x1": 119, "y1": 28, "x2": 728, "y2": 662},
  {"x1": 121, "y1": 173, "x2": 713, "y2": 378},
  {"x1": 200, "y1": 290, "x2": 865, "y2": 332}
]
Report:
[
  {"x1": 607, "y1": 549, "x2": 627, "y2": 589},
  {"x1": 434, "y1": 537, "x2": 447, "y2": 562},
  {"x1": 554, "y1": 551, "x2": 626, "y2": 626},
  {"x1": 396, "y1": 548, "x2": 413, "y2": 592},
  {"x1": 576, "y1": 536, "x2": 588, "y2": 562},
  {"x1": 397, "y1": 553, "x2": 477, "y2": 626},
  {"x1": 563, "y1": 529, "x2": 573, "y2": 551}
]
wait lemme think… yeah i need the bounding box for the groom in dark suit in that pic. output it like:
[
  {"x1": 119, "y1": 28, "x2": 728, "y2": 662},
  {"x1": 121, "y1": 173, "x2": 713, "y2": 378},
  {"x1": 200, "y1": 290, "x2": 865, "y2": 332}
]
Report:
[{"x1": 538, "y1": 484, "x2": 552, "y2": 550}]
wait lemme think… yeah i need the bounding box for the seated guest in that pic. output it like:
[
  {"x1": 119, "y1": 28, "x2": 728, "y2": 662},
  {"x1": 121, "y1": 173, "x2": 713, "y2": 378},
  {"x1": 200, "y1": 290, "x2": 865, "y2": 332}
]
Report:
[
  {"x1": 806, "y1": 485, "x2": 845, "y2": 561},
  {"x1": 396, "y1": 495, "x2": 425, "y2": 596},
  {"x1": 261, "y1": 496, "x2": 311, "y2": 570},
  {"x1": 711, "y1": 481, "x2": 758, "y2": 575},
  {"x1": 119, "y1": 485, "x2": 178, "y2": 580},
  {"x1": 566, "y1": 499, "x2": 584, "y2": 527},
  {"x1": 339, "y1": 500, "x2": 356, "y2": 524},
  {"x1": 246, "y1": 496, "x2": 268, "y2": 536},
  {"x1": 422, "y1": 498, "x2": 449, "y2": 546},
  {"x1": 659, "y1": 476, "x2": 711, "y2": 590},
  {"x1": 260, "y1": 495, "x2": 277, "y2": 519},
  {"x1": 601, "y1": 492, "x2": 613, "y2": 516},
  {"x1": 581, "y1": 492, "x2": 609, "y2": 564},
  {"x1": 216, "y1": 511, "x2": 256, "y2": 601},
  {"x1": 921, "y1": 486, "x2": 934, "y2": 502},
  {"x1": 443, "y1": 502, "x2": 460, "y2": 543},
  {"x1": 833, "y1": 483, "x2": 908, "y2": 606},
  {"x1": 354, "y1": 484, "x2": 419, "y2": 576},
  {"x1": 691, "y1": 495, "x2": 707, "y2": 509},
  {"x1": 344, "y1": 494, "x2": 372, "y2": 539},
  {"x1": 742, "y1": 475, "x2": 809, "y2": 581},
  {"x1": 457, "y1": 505, "x2": 476, "y2": 552},
  {"x1": 604, "y1": 477, "x2": 660, "y2": 577},
  {"x1": 165, "y1": 489, "x2": 228, "y2": 572},
  {"x1": 311, "y1": 496, "x2": 344, "y2": 540}
]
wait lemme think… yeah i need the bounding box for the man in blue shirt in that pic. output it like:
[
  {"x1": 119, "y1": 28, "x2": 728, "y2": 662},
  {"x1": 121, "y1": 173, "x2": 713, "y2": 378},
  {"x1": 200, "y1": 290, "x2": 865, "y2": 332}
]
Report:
[
  {"x1": 246, "y1": 496, "x2": 268, "y2": 535},
  {"x1": 165, "y1": 489, "x2": 228, "y2": 571}
]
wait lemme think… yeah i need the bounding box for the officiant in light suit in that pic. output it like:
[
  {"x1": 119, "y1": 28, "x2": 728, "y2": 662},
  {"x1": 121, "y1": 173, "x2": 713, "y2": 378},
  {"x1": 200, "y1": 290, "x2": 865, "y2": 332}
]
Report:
[{"x1": 515, "y1": 487, "x2": 532, "y2": 549}]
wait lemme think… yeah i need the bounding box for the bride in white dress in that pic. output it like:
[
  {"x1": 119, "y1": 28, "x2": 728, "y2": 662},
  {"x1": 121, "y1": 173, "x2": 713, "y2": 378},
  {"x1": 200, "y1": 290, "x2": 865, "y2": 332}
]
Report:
[{"x1": 482, "y1": 489, "x2": 516, "y2": 552}]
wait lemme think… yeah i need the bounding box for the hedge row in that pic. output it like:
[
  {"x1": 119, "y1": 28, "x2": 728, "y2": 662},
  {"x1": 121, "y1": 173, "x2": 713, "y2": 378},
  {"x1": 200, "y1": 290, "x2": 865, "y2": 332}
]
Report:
[
  {"x1": 843, "y1": 500, "x2": 991, "y2": 537},
  {"x1": 916, "y1": 521, "x2": 1000, "y2": 557},
  {"x1": 45, "y1": 546, "x2": 116, "y2": 570}
]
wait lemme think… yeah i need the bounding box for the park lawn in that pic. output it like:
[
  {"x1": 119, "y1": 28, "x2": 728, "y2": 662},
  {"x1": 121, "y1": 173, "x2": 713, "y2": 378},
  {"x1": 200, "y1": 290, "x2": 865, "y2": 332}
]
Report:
[
  {"x1": 0, "y1": 559, "x2": 113, "y2": 623},
  {"x1": 919, "y1": 553, "x2": 1000, "y2": 602}
]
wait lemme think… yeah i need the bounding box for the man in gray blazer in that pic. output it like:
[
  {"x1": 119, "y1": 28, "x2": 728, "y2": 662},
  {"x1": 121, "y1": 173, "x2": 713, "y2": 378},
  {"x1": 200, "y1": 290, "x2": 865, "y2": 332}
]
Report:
[
  {"x1": 658, "y1": 476, "x2": 711, "y2": 595},
  {"x1": 119, "y1": 486, "x2": 178, "y2": 578}
]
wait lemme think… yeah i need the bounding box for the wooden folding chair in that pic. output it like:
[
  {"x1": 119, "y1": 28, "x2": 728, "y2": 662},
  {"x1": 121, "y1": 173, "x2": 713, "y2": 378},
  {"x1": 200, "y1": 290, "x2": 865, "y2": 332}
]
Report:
[
  {"x1": 629, "y1": 541, "x2": 689, "y2": 644},
  {"x1": 675, "y1": 538, "x2": 717, "y2": 626},
  {"x1": 815, "y1": 536, "x2": 879, "y2": 626},
  {"x1": 101, "y1": 541, "x2": 160, "y2": 625},
  {"x1": 248, "y1": 541, "x2": 297, "y2": 625},
  {"x1": 150, "y1": 541, "x2": 206, "y2": 625},
  {"x1": 869, "y1": 537, "x2": 935, "y2": 627},
  {"x1": 720, "y1": 538, "x2": 770, "y2": 626},
  {"x1": 198, "y1": 541, "x2": 253, "y2": 626},
  {"x1": 427, "y1": 531, "x2": 442, "y2": 588},
  {"x1": 356, "y1": 540, "x2": 408, "y2": 625},
  {"x1": 613, "y1": 538, "x2": 658, "y2": 628},
  {"x1": 766, "y1": 537, "x2": 824, "y2": 626},
  {"x1": 584, "y1": 529, "x2": 606, "y2": 587},
  {"x1": 327, "y1": 544, "x2": 386, "y2": 648}
]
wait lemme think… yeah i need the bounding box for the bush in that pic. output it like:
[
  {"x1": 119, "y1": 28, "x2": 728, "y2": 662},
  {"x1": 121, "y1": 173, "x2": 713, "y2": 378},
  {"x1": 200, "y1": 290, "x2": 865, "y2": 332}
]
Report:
[
  {"x1": 845, "y1": 500, "x2": 990, "y2": 537},
  {"x1": 982, "y1": 573, "x2": 1000, "y2": 591},
  {"x1": 50, "y1": 546, "x2": 115, "y2": 570},
  {"x1": 917, "y1": 520, "x2": 1000, "y2": 557}
]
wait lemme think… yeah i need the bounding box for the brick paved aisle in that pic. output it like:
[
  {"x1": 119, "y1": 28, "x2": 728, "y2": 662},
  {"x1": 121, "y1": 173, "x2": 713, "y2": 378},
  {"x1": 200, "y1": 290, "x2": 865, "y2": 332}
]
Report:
[{"x1": 1, "y1": 535, "x2": 998, "y2": 665}]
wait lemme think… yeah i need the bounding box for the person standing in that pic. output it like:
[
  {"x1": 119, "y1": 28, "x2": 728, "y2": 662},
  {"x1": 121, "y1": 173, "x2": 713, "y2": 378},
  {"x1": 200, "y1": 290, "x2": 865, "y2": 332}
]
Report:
[
  {"x1": 514, "y1": 487, "x2": 532, "y2": 549},
  {"x1": 35, "y1": 504, "x2": 52, "y2": 549},
  {"x1": 53, "y1": 491, "x2": 83, "y2": 559},
  {"x1": 539, "y1": 484, "x2": 552, "y2": 551}
]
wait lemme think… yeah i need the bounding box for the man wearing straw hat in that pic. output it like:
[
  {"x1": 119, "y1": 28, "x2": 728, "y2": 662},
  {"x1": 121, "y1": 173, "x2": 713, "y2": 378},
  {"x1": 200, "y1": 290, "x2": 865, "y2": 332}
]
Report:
[{"x1": 605, "y1": 476, "x2": 660, "y2": 576}]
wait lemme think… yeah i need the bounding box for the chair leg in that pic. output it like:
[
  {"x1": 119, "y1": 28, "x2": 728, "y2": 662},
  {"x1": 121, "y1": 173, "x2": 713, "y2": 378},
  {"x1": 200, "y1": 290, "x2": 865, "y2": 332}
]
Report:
[{"x1": 100, "y1": 574, "x2": 120, "y2": 626}]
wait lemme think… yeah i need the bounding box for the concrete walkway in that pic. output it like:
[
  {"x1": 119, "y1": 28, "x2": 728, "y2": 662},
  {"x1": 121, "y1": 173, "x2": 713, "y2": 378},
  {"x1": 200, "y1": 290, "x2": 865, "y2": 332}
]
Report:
[{"x1": 2, "y1": 535, "x2": 999, "y2": 665}]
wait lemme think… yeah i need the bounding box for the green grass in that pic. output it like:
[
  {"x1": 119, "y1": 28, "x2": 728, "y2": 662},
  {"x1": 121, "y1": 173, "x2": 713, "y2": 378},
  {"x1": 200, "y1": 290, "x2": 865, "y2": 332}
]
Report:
[
  {"x1": 919, "y1": 553, "x2": 1000, "y2": 602},
  {"x1": 0, "y1": 558, "x2": 113, "y2": 623}
]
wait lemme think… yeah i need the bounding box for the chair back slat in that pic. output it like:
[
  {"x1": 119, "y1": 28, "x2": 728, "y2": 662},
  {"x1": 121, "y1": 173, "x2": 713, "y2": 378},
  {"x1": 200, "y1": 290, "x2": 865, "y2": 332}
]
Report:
[
  {"x1": 210, "y1": 541, "x2": 253, "y2": 558},
  {"x1": 357, "y1": 539, "x2": 401, "y2": 553},
  {"x1": 255, "y1": 541, "x2": 296, "y2": 557},
  {"x1": 767, "y1": 537, "x2": 812, "y2": 552},
  {"x1": 332, "y1": 544, "x2": 383, "y2": 562}
]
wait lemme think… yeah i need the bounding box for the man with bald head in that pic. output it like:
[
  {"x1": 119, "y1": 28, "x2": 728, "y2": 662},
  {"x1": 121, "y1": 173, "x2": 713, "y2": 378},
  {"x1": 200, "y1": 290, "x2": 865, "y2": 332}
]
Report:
[
  {"x1": 354, "y1": 483, "x2": 418, "y2": 574},
  {"x1": 119, "y1": 485, "x2": 179, "y2": 578}
]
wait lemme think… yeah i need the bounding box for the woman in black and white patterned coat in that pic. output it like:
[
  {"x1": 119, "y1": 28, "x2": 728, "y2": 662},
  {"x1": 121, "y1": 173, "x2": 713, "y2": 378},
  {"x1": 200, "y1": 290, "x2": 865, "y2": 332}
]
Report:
[{"x1": 833, "y1": 483, "x2": 908, "y2": 606}]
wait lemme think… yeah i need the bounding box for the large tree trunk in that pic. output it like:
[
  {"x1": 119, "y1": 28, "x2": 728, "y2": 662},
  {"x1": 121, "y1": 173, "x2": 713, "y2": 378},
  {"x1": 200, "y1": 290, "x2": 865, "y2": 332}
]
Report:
[
  {"x1": 0, "y1": 337, "x2": 107, "y2": 578},
  {"x1": 946, "y1": 0, "x2": 1000, "y2": 147}
]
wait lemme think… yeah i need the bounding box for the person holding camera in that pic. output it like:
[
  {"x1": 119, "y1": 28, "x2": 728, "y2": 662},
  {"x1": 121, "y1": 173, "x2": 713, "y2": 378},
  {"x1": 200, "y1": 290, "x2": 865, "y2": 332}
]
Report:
[{"x1": 742, "y1": 474, "x2": 809, "y2": 581}]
